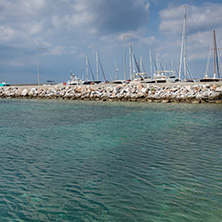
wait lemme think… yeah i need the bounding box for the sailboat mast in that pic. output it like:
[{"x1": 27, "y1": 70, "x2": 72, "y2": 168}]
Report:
[
  {"x1": 115, "y1": 60, "x2": 117, "y2": 80},
  {"x1": 140, "y1": 56, "x2": 143, "y2": 72},
  {"x1": 149, "y1": 50, "x2": 152, "y2": 78},
  {"x1": 129, "y1": 43, "x2": 132, "y2": 79},
  {"x1": 86, "y1": 56, "x2": 89, "y2": 81},
  {"x1": 205, "y1": 43, "x2": 212, "y2": 77},
  {"x1": 179, "y1": 5, "x2": 186, "y2": 81},
  {"x1": 218, "y1": 48, "x2": 221, "y2": 78},
  {"x1": 215, "y1": 32, "x2": 220, "y2": 79},
  {"x1": 97, "y1": 53, "x2": 106, "y2": 82},
  {"x1": 96, "y1": 52, "x2": 99, "y2": 80},
  {"x1": 156, "y1": 53, "x2": 160, "y2": 70},
  {"x1": 132, "y1": 52, "x2": 135, "y2": 75},
  {"x1": 213, "y1": 30, "x2": 216, "y2": 78},
  {"x1": 183, "y1": 5, "x2": 187, "y2": 81}
]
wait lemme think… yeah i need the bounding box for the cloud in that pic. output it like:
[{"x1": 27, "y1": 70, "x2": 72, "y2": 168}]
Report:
[
  {"x1": 59, "y1": 0, "x2": 150, "y2": 35},
  {"x1": 159, "y1": 3, "x2": 222, "y2": 36},
  {"x1": 0, "y1": 0, "x2": 151, "y2": 50},
  {"x1": 50, "y1": 46, "x2": 67, "y2": 55},
  {"x1": 0, "y1": 25, "x2": 16, "y2": 42},
  {"x1": 95, "y1": 0, "x2": 150, "y2": 34}
]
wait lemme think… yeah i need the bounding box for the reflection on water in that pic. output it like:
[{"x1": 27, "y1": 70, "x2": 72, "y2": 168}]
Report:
[{"x1": 0, "y1": 99, "x2": 222, "y2": 221}]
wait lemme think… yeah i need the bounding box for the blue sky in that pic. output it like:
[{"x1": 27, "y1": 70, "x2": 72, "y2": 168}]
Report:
[{"x1": 0, "y1": 0, "x2": 222, "y2": 83}]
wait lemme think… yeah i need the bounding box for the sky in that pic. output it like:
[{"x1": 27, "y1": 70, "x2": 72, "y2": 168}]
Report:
[{"x1": 0, "y1": 0, "x2": 222, "y2": 84}]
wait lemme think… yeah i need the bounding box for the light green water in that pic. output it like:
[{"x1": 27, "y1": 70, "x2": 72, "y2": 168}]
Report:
[{"x1": 0, "y1": 99, "x2": 222, "y2": 221}]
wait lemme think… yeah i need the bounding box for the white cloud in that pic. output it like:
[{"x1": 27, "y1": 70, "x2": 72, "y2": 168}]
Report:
[
  {"x1": 0, "y1": 26, "x2": 16, "y2": 42},
  {"x1": 0, "y1": 0, "x2": 151, "y2": 47},
  {"x1": 159, "y1": 3, "x2": 222, "y2": 36},
  {"x1": 50, "y1": 46, "x2": 68, "y2": 55}
]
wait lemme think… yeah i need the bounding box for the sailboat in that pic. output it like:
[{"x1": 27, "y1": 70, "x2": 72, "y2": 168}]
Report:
[
  {"x1": 110, "y1": 60, "x2": 128, "y2": 84},
  {"x1": 130, "y1": 46, "x2": 154, "y2": 83},
  {"x1": 178, "y1": 5, "x2": 194, "y2": 82},
  {"x1": 200, "y1": 30, "x2": 221, "y2": 82},
  {"x1": 148, "y1": 51, "x2": 176, "y2": 83},
  {"x1": 95, "y1": 52, "x2": 106, "y2": 84}
]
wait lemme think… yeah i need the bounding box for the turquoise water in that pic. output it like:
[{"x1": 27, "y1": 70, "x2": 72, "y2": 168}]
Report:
[{"x1": 0, "y1": 99, "x2": 222, "y2": 222}]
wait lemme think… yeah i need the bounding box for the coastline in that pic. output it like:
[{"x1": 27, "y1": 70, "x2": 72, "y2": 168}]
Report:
[{"x1": 1, "y1": 82, "x2": 222, "y2": 103}]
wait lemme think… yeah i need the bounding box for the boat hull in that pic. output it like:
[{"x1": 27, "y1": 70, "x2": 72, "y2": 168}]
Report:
[{"x1": 200, "y1": 78, "x2": 220, "y2": 82}]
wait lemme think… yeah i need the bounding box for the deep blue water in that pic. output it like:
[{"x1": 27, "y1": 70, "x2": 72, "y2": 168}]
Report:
[{"x1": 0, "y1": 99, "x2": 222, "y2": 222}]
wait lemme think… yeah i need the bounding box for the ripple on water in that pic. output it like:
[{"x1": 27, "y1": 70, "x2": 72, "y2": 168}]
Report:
[{"x1": 0, "y1": 100, "x2": 222, "y2": 221}]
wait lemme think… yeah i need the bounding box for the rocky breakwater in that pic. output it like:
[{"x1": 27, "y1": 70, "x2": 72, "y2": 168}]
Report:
[{"x1": 0, "y1": 83, "x2": 222, "y2": 103}]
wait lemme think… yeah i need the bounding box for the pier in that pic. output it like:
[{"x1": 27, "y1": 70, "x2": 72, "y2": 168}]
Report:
[{"x1": 0, "y1": 82, "x2": 222, "y2": 103}]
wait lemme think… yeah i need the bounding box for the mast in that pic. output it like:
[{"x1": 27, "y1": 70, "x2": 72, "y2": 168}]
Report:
[
  {"x1": 149, "y1": 50, "x2": 152, "y2": 78},
  {"x1": 183, "y1": 5, "x2": 187, "y2": 81},
  {"x1": 96, "y1": 51, "x2": 99, "y2": 80},
  {"x1": 115, "y1": 60, "x2": 118, "y2": 80},
  {"x1": 218, "y1": 47, "x2": 221, "y2": 78},
  {"x1": 213, "y1": 30, "x2": 220, "y2": 79},
  {"x1": 179, "y1": 5, "x2": 187, "y2": 81},
  {"x1": 205, "y1": 43, "x2": 212, "y2": 78},
  {"x1": 129, "y1": 43, "x2": 132, "y2": 79},
  {"x1": 87, "y1": 58, "x2": 95, "y2": 81},
  {"x1": 213, "y1": 30, "x2": 216, "y2": 79},
  {"x1": 132, "y1": 50, "x2": 141, "y2": 73},
  {"x1": 140, "y1": 56, "x2": 143, "y2": 72},
  {"x1": 97, "y1": 53, "x2": 106, "y2": 82},
  {"x1": 86, "y1": 56, "x2": 89, "y2": 81},
  {"x1": 156, "y1": 53, "x2": 159, "y2": 70},
  {"x1": 204, "y1": 31, "x2": 220, "y2": 79},
  {"x1": 132, "y1": 52, "x2": 135, "y2": 75}
]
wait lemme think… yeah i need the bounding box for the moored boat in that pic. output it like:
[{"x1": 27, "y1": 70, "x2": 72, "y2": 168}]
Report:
[
  {"x1": 130, "y1": 73, "x2": 155, "y2": 84},
  {"x1": 200, "y1": 30, "x2": 221, "y2": 82},
  {"x1": 111, "y1": 80, "x2": 128, "y2": 84},
  {"x1": 0, "y1": 82, "x2": 10, "y2": 87},
  {"x1": 67, "y1": 72, "x2": 84, "y2": 85},
  {"x1": 153, "y1": 71, "x2": 176, "y2": 83}
]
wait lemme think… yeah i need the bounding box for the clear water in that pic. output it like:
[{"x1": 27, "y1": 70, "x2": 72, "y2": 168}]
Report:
[{"x1": 0, "y1": 99, "x2": 222, "y2": 222}]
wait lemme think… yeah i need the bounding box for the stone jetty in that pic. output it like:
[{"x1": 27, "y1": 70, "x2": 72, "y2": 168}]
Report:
[{"x1": 0, "y1": 82, "x2": 222, "y2": 103}]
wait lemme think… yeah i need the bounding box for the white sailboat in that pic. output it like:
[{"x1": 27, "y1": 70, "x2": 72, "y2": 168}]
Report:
[
  {"x1": 150, "y1": 51, "x2": 176, "y2": 83},
  {"x1": 130, "y1": 47, "x2": 154, "y2": 83},
  {"x1": 178, "y1": 5, "x2": 194, "y2": 82},
  {"x1": 111, "y1": 60, "x2": 127, "y2": 84}
]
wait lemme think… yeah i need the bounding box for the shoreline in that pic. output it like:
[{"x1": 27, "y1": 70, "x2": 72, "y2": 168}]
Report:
[{"x1": 1, "y1": 82, "x2": 222, "y2": 103}]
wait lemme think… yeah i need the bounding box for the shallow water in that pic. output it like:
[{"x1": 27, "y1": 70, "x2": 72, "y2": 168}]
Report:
[{"x1": 0, "y1": 99, "x2": 222, "y2": 221}]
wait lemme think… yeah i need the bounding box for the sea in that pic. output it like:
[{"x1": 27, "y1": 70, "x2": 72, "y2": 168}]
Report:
[{"x1": 0, "y1": 98, "x2": 222, "y2": 222}]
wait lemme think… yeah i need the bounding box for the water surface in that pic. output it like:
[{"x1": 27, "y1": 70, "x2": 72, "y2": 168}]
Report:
[{"x1": 0, "y1": 99, "x2": 222, "y2": 221}]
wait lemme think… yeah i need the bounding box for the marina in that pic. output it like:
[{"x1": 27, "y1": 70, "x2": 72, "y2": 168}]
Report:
[{"x1": 1, "y1": 1, "x2": 222, "y2": 222}]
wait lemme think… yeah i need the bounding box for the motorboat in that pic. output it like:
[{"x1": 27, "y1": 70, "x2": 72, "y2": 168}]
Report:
[
  {"x1": 130, "y1": 73, "x2": 155, "y2": 84},
  {"x1": 0, "y1": 82, "x2": 10, "y2": 87},
  {"x1": 111, "y1": 80, "x2": 128, "y2": 84},
  {"x1": 153, "y1": 71, "x2": 176, "y2": 83},
  {"x1": 67, "y1": 72, "x2": 84, "y2": 85}
]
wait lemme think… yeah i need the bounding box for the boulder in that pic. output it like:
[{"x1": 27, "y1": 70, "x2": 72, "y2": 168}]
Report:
[{"x1": 211, "y1": 84, "x2": 217, "y2": 90}]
